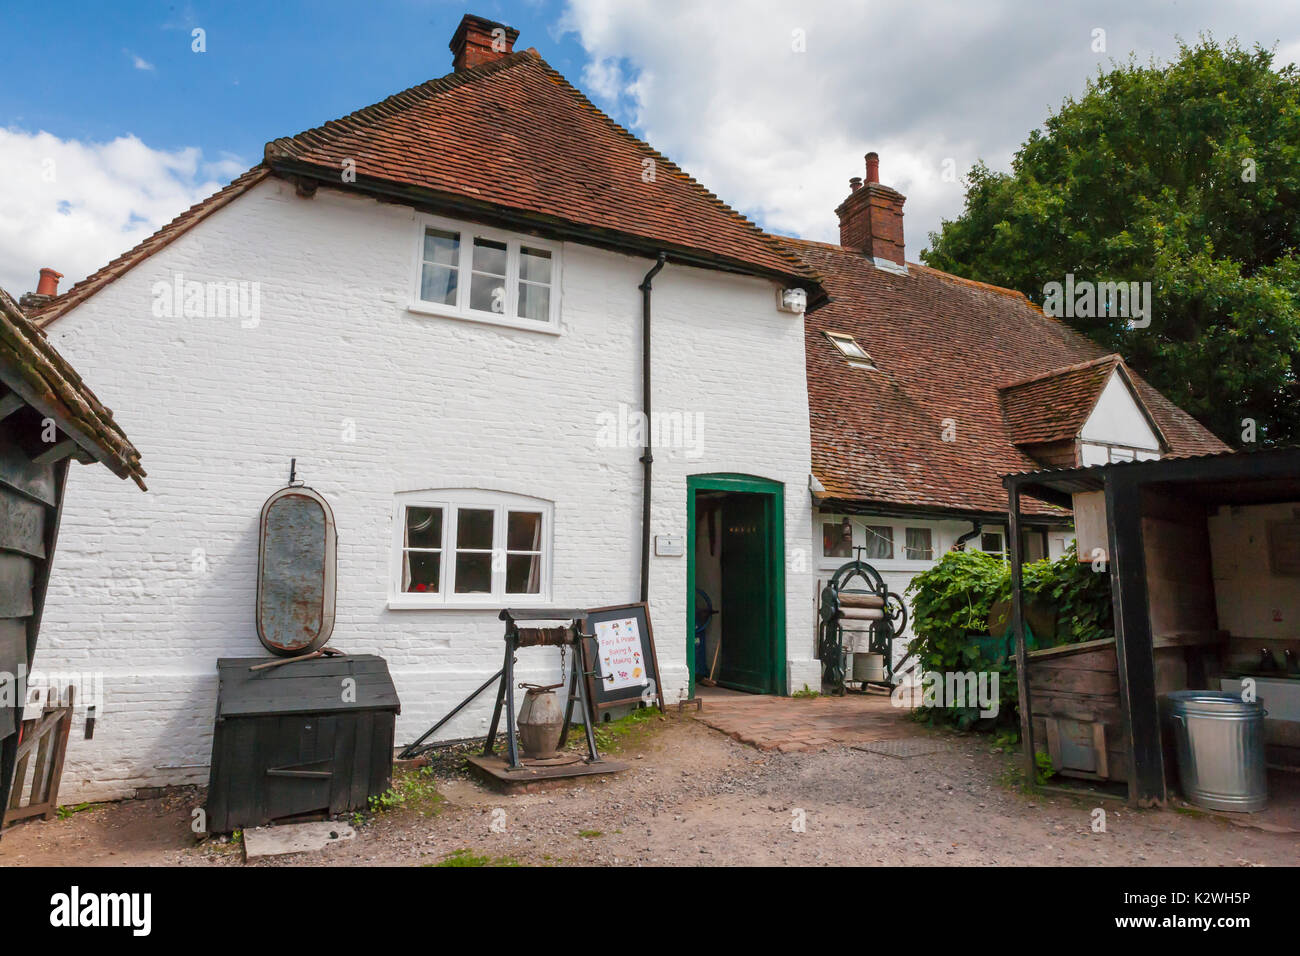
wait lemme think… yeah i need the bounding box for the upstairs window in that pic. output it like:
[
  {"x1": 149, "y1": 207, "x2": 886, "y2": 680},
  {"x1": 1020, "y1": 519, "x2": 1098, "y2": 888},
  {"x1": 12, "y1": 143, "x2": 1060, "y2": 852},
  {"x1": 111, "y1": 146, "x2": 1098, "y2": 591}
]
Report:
[
  {"x1": 392, "y1": 491, "x2": 552, "y2": 606},
  {"x1": 824, "y1": 331, "x2": 876, "y2": 370},
  {"x1": 903, "y1": 527, "x2": 934, "y2": 561},
  {"x1": 822, "y1": 520, "x2": 853, "y2": 558},
  {"x1": 980, "y1": 530, "x2": 1006, "y2": 558},
  {"x1": 863, "y1": 525, "x2": 894, "y2": 560},
  {"x1": 412, "y1": 217, "x2": 561, "y2": 332}
]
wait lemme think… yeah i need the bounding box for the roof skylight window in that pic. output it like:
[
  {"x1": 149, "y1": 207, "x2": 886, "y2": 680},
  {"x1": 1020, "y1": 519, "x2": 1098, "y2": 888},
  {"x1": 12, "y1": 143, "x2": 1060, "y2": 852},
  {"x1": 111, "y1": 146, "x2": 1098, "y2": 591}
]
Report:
[{"x1": 825, "y1": 331, "x2": 876, "y2": 370}]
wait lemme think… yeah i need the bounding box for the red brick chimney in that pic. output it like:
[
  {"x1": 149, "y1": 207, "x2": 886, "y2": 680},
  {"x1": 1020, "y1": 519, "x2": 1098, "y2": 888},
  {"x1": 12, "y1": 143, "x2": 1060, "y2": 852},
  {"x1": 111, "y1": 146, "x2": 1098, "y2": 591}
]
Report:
[
  {"x1": 449, "y1": 14, "x2": 519, "y2": 72},
  {"x1": 835, "y1": 151, "x2": 906, "y2": 267}
]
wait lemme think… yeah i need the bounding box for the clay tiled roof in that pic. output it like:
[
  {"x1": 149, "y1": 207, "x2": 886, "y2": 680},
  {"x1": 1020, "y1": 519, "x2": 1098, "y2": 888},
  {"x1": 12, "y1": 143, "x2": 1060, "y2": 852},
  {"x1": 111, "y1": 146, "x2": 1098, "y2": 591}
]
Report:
[
  {"x1": 33, "y1": 51, "x2": 820, "y2": 327},
  {"x1": 1001, "y1": 354, "x2": 1125, "y2": 446},
  {"x1": 264, "y1": 49, "x2": 820, "y2": 289},
  {"x1": 790, "y1": 240, "x2": 1228, "y2": 517},
  {"x1": 0, "y1": 286, "x2": 145, "y2": 488}
]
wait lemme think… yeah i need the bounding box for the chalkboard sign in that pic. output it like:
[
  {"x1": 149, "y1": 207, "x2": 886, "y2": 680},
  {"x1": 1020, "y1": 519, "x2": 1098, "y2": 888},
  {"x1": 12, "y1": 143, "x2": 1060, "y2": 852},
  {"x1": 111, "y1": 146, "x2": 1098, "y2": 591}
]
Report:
[{"x1": 579, "y1": 602, "x2": 664, "y2": 713}]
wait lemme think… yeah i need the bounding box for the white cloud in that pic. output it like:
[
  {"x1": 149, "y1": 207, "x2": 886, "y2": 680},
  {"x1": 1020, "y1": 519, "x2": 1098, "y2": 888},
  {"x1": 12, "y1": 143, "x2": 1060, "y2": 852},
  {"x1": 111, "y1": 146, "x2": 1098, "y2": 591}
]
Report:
[
  {"x1": 0, "y1": 128, "x2": 243, "y2": 296},
  {"x1": 127, "y1": 51, "x2": 155, "y2": 72},
  {"x1": 558, "y1": 0, "x2": 1300, "y2": 259}
]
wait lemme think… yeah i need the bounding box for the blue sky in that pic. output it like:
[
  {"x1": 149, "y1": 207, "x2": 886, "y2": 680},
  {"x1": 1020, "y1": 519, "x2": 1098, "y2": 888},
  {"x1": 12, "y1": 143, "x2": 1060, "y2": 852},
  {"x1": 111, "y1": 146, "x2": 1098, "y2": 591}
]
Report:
[
  {"x1": 3, "y1": 1, "x2": 1297, "y2": 295},
  {"x1": 2, "y1": 1, "x2": 589, "y2": 171}
]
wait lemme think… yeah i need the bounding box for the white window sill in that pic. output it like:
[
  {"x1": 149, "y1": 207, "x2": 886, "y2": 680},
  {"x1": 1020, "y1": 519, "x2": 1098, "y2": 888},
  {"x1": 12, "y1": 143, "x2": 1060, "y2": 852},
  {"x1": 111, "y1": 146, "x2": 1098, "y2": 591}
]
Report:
[
  {"x1": 388, "y1": 595, "x2": 553, "y2": 611},
  {"x1": 406, "y1": 301, "x2": 561, "y2": 336}
]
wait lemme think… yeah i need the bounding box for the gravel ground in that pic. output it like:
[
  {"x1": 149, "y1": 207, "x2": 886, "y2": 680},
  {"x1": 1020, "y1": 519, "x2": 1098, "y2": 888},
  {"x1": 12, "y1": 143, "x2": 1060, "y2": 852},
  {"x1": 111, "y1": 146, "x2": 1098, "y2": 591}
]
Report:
[{"x1": 1, "y1": 712, "x2": 1295, "y2": 866}]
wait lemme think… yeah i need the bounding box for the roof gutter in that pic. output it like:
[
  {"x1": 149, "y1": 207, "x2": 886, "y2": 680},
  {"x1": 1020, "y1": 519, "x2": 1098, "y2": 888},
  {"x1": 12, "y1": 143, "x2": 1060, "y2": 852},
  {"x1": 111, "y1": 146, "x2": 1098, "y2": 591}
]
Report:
[
  {"x1": 954, "y1": 520, "x2": 983, "y2": 551},
  {"x1": 813, "y1": 496, "x2": 1073, "y2": 525}
]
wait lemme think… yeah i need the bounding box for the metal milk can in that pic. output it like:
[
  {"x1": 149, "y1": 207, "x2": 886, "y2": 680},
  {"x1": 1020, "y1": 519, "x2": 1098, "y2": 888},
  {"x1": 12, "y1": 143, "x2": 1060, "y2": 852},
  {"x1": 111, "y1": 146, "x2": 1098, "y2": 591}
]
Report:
[{"x1": 516, "y1": 682, "x2": 566, "y2": 759}]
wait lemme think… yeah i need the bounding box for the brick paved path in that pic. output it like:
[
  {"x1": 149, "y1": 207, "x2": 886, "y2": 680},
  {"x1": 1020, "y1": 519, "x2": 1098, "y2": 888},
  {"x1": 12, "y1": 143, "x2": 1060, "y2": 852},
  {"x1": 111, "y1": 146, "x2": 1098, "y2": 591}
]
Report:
[{"x1": 692, "y1": 688, "x2": 920, "y2": 753}]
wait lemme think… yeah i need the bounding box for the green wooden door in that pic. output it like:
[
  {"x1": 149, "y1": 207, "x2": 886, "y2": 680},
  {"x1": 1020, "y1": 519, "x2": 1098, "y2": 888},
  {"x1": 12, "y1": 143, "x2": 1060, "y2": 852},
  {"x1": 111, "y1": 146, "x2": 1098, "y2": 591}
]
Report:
[{"x1": 717, "y1": 492, "x2": 773, "y2": 694}]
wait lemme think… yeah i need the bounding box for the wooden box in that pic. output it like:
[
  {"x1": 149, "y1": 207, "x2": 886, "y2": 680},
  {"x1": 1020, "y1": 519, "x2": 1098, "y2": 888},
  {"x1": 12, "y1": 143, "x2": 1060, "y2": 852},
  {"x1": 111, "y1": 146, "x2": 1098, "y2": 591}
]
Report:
[{"x1": 205, "y1": 655, "x2": 400, "y2": 833}]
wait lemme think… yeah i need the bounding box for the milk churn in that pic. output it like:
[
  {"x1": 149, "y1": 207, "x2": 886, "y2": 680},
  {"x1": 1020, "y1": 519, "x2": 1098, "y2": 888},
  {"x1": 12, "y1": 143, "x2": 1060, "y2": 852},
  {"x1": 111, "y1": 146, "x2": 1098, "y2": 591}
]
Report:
[{"x1": 516, "y1": 682, "x2": 566, "y2": 758}]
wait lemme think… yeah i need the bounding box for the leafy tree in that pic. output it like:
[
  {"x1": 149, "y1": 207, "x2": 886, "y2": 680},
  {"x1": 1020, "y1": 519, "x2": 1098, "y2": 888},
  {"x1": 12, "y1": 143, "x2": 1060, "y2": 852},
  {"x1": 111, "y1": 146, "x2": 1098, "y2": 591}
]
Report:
[{"x1": 923, "y1": 38, "x2": 1300, "y2": 446}]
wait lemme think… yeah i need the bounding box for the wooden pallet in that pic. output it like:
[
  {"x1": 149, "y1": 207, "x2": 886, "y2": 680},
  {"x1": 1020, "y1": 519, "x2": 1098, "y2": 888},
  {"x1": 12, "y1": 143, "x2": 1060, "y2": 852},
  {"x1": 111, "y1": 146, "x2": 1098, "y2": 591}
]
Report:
[{"x1": 3, "y1": 685, "x2": 74, "y2": 826}]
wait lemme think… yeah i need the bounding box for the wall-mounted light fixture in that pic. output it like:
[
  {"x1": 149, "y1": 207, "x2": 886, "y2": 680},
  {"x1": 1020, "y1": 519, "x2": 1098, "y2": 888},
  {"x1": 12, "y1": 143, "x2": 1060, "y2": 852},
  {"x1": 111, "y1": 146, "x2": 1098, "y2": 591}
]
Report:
[{"x1": 778, "y1": 287, "x2": 807, "y2": 314}]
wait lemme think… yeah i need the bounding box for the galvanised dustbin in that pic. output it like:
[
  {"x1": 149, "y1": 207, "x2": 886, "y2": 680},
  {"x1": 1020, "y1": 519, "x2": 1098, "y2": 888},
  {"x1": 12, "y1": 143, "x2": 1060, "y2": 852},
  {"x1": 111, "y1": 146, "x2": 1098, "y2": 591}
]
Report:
[{"x1": 1164, "y1": 691, "x2": 1267, "y2": 813}]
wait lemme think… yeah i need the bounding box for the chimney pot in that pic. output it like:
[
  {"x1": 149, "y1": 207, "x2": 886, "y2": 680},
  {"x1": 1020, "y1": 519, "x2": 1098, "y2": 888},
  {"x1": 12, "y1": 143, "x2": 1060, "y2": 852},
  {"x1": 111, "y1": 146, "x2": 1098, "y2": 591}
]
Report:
[
  {"x1": 36, "y1": 268, "x2": 62, "y2": 297},
  {"x1": 865, "y1": 152, "x2": 880, "y2": 184},
  {"x1": 449, "y1": 13, "x2": 519, "y2": 72},
  {"x1": 835, "y1": 151, "x2": 906, "y2": 266}
]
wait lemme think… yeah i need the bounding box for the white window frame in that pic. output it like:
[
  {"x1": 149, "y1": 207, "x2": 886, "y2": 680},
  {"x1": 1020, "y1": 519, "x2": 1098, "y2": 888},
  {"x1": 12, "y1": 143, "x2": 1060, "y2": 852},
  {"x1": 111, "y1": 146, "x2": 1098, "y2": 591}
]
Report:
[
  {"x1": 1080, "y1": 440, "x2": 1161, "y2": 466},
  {"x1": 979, "y1": 529, "x2": 1007, "y2": 559},
  {"x1": 389, "y1": 490, "x2": 554, "y2": 609},
  {"x1": 407, "y1": 214, "x2": 563, "y2": 335},
  {"x1": 902, "y1": 526, "x2": 935, "y2": 562},
  {"x1": 818, "y1": 515, "x2": 939, "y2": 572}
]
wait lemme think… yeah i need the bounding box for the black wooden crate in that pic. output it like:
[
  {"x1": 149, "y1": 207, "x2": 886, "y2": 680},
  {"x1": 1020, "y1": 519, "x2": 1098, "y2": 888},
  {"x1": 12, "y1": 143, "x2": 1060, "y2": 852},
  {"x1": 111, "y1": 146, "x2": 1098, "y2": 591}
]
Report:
[{"x1": 206, "y1": 655, "x2": 400, "y2": 833}]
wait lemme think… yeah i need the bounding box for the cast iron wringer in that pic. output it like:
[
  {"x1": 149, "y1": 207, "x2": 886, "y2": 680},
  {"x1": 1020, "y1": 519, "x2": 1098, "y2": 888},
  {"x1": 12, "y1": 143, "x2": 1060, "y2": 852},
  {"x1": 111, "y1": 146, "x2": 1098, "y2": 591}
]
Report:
[{"x1": 818, "y1": 546, "x2": 911, "y2": 695}]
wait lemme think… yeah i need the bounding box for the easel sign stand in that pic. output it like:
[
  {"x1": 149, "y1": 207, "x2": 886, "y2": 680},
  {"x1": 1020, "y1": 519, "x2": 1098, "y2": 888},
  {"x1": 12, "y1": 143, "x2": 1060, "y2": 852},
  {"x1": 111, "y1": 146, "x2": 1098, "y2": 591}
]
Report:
[{"x1": 577, "y1": 602, "x2": 665, "y2": 717}]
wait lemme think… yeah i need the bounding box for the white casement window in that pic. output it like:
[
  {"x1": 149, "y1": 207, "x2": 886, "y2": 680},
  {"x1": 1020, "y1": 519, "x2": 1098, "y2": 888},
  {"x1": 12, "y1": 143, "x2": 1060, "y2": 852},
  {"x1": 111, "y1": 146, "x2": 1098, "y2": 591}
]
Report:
[
  {"x1": 409, "y1": 215, "x2": 562, "y2": 333},
  {"x1": 862, "y1": 525, "x2": 895, "y2": 560},
  {"x1": 980, "y1": 530, "x2": 1007, "y2": 559},
  {"x1": 390, "y1": 490, "x2": 553, "y2": 607},
  {"x1": 822, "y1": 519, "x2": 853, "y2": 558},
  {"x1": 903, "y1": 527, "x2": 934, "y2": 561}
]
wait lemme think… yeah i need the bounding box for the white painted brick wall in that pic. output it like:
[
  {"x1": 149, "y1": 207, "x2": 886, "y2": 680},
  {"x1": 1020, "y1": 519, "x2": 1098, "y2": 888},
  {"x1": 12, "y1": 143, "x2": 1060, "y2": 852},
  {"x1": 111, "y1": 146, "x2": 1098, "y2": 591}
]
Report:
[{"x1": 37, "y1": 179, "x2": 815, "y2": 801}]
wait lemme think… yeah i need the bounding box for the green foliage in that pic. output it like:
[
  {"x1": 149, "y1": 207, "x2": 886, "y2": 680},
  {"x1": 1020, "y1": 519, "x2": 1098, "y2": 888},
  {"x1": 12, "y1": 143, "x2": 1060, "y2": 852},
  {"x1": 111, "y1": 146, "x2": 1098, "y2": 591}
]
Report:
[
  {"x1": 905, "y1": 550, "x2": 1019, "y2": 728},
  {"x1": 905, "y1": 543, "x2": 1114, "y2": 728},
  {"x1": 992, "y1": 729, "x2": 1020, "y2": 750},
  {"x1": 591, "y1": 703, "x2": 663, "y2": 753},
  {"x1": 1035, "y1": 751, "x2": 1057, "y2": 785},
  {"x1": 906, "y1": 549, "x2": 1009, "y2": 665},
  {"x1": 923, "y1": 37, "x2": 1300, "y2": 445},
  {"x1": 791, "y1": 684, "x2": 820, "y2": 699},
  {"x1": 432, "y1": 848, "x2": 520, "y2": 867},
  {"x1": 364, "y1": 767, "x2": 445, "y2": 819},
  {"x1": 1011, "y1": 544, "x2": 1114, "y2": 646}
]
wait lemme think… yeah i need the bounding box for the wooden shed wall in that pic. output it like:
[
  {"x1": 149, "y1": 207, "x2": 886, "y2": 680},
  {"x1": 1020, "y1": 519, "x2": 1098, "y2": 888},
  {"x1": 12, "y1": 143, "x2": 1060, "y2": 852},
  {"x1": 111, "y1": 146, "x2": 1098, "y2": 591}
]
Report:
[
  {"x1": 0, "y1": 429, "x2": 66, "y2": 812},
  {"x1": 1027, "y1": 639, "x2": 1127, "y2": 781}
]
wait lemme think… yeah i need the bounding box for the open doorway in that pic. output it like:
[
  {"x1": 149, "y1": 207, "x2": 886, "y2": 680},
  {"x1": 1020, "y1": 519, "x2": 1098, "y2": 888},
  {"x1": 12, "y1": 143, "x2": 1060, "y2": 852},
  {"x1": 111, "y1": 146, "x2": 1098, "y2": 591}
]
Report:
[{"x1": 688, "y1": 474, "x2": 786, "y2": 696}]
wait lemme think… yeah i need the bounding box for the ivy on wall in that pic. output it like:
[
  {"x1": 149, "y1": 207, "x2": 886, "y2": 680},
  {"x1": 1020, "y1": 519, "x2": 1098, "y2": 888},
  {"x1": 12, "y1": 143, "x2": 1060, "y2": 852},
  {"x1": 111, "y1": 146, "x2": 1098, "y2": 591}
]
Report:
[{"x1": 904, "y1": 542, "x2": 1114, "y2": 728}]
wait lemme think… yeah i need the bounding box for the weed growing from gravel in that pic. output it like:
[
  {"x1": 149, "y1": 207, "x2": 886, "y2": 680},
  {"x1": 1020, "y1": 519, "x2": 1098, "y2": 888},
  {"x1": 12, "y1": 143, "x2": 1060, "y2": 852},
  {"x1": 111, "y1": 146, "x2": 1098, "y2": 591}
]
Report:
[
  {"x1": 432, "y1": 848, "x2": 520, "y2": 867},
  {"x1": 363, "y1": 767, "x2": 446, "y2": 821},
  {"x1": 591, "y1": 704, "x2": 665, "y2": 753}
]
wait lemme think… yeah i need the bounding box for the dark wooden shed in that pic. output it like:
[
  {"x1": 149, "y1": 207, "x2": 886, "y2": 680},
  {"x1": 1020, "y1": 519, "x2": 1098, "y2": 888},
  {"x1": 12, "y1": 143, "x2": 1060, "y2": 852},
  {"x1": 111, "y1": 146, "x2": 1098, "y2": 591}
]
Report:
[
  {"x1": 206, "y1": 655, "x2": 400, "y2": 833},
  {"x1": 1003, "y1": 446, "x2": 1300, "y2": 807},
  {"x1": 0, "y1": 284, "x2": 145, "y2": 831}
]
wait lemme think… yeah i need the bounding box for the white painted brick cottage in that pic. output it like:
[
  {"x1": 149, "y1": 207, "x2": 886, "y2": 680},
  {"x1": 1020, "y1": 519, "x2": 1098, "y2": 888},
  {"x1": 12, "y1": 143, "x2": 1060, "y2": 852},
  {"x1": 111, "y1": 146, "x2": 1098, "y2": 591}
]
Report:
[{"x1": 28, "y1": 16, "x2": 825, "y2": 800}]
